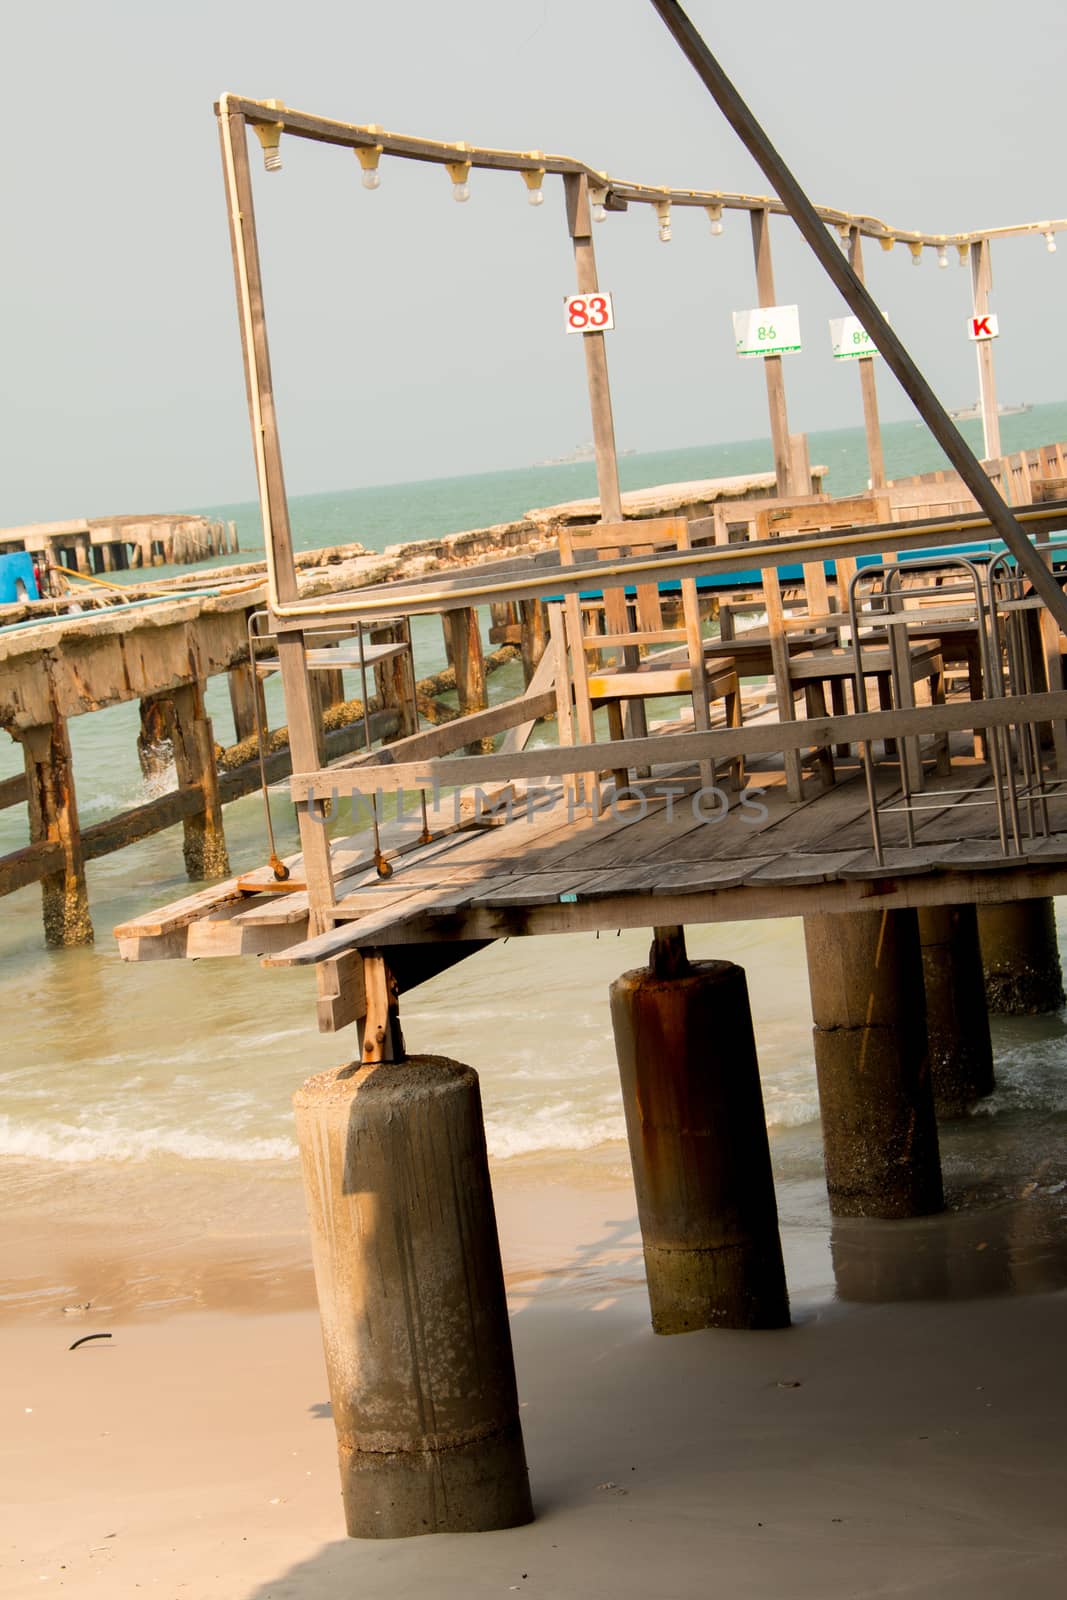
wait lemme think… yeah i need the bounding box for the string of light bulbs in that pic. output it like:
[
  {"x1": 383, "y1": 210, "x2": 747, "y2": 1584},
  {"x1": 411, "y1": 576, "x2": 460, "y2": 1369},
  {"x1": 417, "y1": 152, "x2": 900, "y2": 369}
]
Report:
[{"x1": 244, "y1": 97, "x2": 1065, "y2": 263}]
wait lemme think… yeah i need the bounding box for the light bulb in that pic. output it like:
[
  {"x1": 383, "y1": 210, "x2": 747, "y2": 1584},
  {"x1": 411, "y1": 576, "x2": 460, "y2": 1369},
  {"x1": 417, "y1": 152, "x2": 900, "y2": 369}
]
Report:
[
  {"x1": 592, "y1": 203, "x2": 607, "y2": 223},
  {"x1": 357, "y1": 144, "x2": 382, "y2": 189},
  {"x1": 522, "y1": 167, "x2": 546, "y2": 206},
  {"x1": 654, "y1": 200, "x2": 672, "y2": 243},
  {"x1": 1046, "y1": 231, "x2": 1058, "y2": 253},
  {"x1": 659, "y1": 221, "x2": 671, "y2": 242},
  {"x1": 446, "y1": 157, "x2": 472, "y2": 204},
  {"x1": 937, "y1": 246, "x2": 949, "y2": 269},
  {"x1": 589, "y1": 186, "x2": 608, "y2": 223},
  {"x1": 705, "y1": 205, "x2": 724, "y2": 235},
  {"x1": 910, "y1": 243, "x2": 923, "y2": 267},
  {"x1": 710, "y1": 219, "x2": 723, "y2": 236},
  {"x1": 254, "y1": 121, "x2": 283, "y2": 172},
  {"x1": 958, "y1": 243, "x2": 970, "y2": 266}
]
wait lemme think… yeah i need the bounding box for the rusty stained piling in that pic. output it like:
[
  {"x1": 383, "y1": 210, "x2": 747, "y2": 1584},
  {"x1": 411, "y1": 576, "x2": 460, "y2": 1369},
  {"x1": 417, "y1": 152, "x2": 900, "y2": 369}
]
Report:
[
  {"x1": 977, "y1": 898, "x2": 1065, "y2": 1014},
  {"x1": 917, "y1": 904, "x2": 995, "y2": 1116},
  {"x1": 227, "y1": 660, "x2": 268, "y2": 745},
  {"x1": 169, "y1": 680, "x2": 229, "y2": 879},
  {"x1": 442, "y1": 607, "x2": 491, "y2": 753},
  {"x1": 135, "y1": 682, "x2": 229, "y2": 879},
  {"x1": 610, "y1": 928, "x2": 790, "y2": 1333},
  {"x1": 293, "y1": 1054, "x2": 533, "y2": 1538},
  {"x1": 19, "y1": 696, "x2": 93, "y2": 947},
  {"x1": 804, "y1": 909, "x2": 943, "y2": 1219}
]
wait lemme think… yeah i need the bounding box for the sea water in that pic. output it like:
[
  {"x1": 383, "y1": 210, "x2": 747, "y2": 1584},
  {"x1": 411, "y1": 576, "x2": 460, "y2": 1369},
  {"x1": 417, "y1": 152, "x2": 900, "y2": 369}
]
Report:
[{"x1": 3, "y1": 407, "x2": 1067, "y2": 1312}]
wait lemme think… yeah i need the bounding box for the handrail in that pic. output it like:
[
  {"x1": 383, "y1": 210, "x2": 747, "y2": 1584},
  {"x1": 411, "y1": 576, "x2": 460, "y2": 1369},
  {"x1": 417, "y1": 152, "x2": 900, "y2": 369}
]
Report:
[
  {"x1": 266, "y1": 504, "x2": 1067, "y2": 627},
  {"x1": 289, "y1": 690, "x2": 1067, "y2": 802}
]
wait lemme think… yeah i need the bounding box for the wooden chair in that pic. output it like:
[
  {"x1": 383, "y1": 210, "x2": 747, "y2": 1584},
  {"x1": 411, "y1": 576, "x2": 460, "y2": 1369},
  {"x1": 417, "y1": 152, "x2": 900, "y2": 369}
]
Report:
[
  {"x1": 551, "y1": 517, "x2": 742, "y2": 806},
  {"x1": 745, "y1": 495, "x2": 951, "y2": 800}
]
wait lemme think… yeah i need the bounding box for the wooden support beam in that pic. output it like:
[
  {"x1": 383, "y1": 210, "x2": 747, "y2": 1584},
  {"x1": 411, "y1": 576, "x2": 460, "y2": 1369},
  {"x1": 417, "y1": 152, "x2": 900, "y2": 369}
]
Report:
[
  {"x1": 519, "y1": 599, "x2": 548, "y2": 687},
  {"x1": 218, "y1": 104, "x2": 336, "y2": 926},
  {"x1": 751, "y1": 207, "x2": 796, "y2": 497},
  {"x1": 228, "y1": 660, "x2": 268, "y2": 744},
  {"x1": 443, "y1": 607, "x2": 489, "y2": 752},
  {"x1": 315, "y1": 938, "x2": 493, "y2": 1033},
  {"x1": 137, "y1": 693, "x2": 172, "y2": 780},
  {"x1": 359, "y1": 949, "x2": 405, "y2": 1062},
  {"x1": 169, "y1": 680, "x2": 230, "y2": 880},
  {"x1": 565, "y1": 172, "x2": 623, "y2": 523},
  {"x1": 20, "y1": 697, "x2": 93, "y2": 946},
  {"x1": 371, "y1": 623, "x2": 418, "y2": 738},
  {"x1": 82, "y1": 787, "x2": 203, "y2": 862},
  {"x1": 849, "y1": 227, "x2": 886, "y2": 490},
  {"x1": 971, "y1": 239, "x2": 1002, "y2": 467},
  {"x1": 0, "y1": 839, "x2": 64, "y2": 897},
  {"x1": 0, "y1": 772, "x2": 28, "y2": 811}
]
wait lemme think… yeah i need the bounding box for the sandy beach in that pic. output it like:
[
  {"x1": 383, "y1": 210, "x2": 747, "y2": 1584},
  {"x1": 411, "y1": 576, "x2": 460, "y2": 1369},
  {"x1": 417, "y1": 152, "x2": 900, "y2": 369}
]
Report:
[{"x1": 5, "y1": 1164, "x2": 1067, "y2": 1600}]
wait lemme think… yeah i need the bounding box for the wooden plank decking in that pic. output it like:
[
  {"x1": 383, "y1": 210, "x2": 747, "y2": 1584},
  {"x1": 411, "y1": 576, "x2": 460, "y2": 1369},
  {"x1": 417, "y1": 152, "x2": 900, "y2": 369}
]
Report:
[{"x1": 116, "y1": 734, "x2": 1067, "y2": 986}]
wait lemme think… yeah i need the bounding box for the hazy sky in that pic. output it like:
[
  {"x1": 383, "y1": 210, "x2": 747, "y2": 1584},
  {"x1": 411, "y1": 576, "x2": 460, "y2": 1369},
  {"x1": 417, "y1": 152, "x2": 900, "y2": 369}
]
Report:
[{"x1": 4, "y1": 0, "x2": 1067, "y2": 523}]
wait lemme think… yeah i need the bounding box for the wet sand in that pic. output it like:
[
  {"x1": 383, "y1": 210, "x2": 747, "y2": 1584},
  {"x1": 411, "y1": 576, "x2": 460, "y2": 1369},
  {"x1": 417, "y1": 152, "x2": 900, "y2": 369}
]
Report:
[{"x1": 4, "y1": 1169, "x2": 1067, "y2": 1599}]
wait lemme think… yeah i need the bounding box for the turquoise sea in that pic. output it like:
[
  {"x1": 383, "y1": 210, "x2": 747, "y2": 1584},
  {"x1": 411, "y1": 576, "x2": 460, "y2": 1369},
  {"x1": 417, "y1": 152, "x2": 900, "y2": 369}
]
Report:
[{"x1": 3, "y1": 404, "x2": 1067, "y2": 1315}]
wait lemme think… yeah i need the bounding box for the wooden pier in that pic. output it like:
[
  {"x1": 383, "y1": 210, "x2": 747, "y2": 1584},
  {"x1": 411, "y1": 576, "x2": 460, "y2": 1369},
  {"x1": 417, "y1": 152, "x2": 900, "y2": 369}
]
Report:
[{"x1": 115, "y1": 47, "x2": 1067, "y2": 1539}]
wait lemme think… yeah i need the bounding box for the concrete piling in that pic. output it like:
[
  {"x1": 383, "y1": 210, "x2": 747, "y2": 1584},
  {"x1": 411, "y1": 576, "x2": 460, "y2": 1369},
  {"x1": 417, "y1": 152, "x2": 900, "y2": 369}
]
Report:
[
  {"x1": 977, "y1": 898, "x2": 1064, "y2": 1015},
  {"x1": 292, "y1": 1057, "x2": 533, "y2": 1538},
  {"x1": 804, "y1": 909, "x2": 943, "y2": 1219},
  {"x1": 609, "y1": 930, "x2": 790, "y2": 1333},
  {"x1": 918, "y1": 904, "x2": 995, "y2": 1116}
]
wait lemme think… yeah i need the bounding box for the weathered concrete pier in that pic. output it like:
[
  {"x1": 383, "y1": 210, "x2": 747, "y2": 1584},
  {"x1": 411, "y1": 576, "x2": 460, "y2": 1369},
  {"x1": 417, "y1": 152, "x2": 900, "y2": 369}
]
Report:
[
  {"x1": 113, "y1": 52, "x2": 1067, "y2": 1540},
  {"x1": 0, "y1": 512, "x2": 238, "y2": 575}
]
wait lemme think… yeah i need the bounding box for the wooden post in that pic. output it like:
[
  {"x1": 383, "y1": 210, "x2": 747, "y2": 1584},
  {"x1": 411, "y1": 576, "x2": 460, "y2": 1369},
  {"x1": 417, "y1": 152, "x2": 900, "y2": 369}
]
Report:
[
  {"x1": 610, "y1": 937, "x2": 790, "y2": 1333},
  {"x1": 978, "y1": 898, "x2": 1064, "y2": 1014},
  {"x1": 971, "y1": 239, "x2": 1002, "y2": 468},
  {"x1": 371, "y1": 624, "x2": 418, "y2": 739},
  {"x1": 564, "y1": 173, "x2": 623, "y2": 523},
  {"x1": 849, "y1": 227, "x2": 887, "y2": 489},
  {"x1": 293, "y1": 1056, "x2": 533, "y2": 1536},
  {"x1": 751, "y1": 207, "x2": 797, "y2": 496},
  {"x1": 169, "y1": 680, "x2": 230, "y2": 880},
  {"x1": 789, "y1": 432, "x2": 812, "y2": 495},
  {"x1": 519, "y1": 598, "x2": 548, "y2": 687},
  {"x1": 20, "y1": 692, "x2": 93, "y2": 947},
  {"x1": 917, "y1": 904, "x2": 995, "y2": 1116},
  {"x1": 219, "y1": 105, "x2": 335, "y2": 923},
  {"x1": 137, "y1": 693, "x2": 173, "y2": 780},
  {"x1": 804, "y1": 909, "x2": 943, "y2": 1218},
  {"x1": 227, "y1": 660, "x2": 268, "y2": 745},
  {"x1": 444, "y1": 607, "x2": 490, "y2": 753}
]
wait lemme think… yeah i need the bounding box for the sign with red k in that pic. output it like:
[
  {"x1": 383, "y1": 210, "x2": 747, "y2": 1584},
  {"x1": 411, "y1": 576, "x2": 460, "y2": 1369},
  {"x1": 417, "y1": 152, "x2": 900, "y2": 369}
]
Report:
[{"x1": 968, "y1": 314, "x2": 1000, "y2": 341}]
